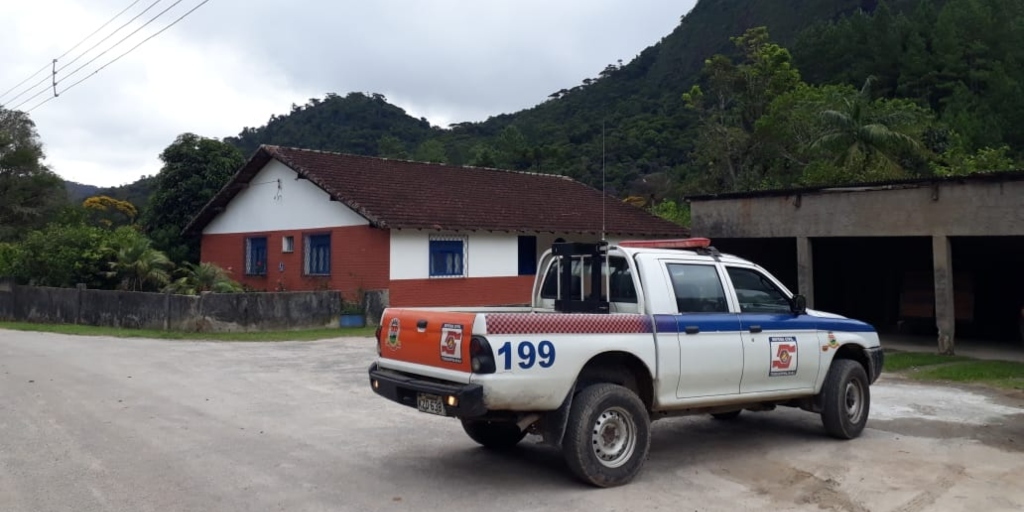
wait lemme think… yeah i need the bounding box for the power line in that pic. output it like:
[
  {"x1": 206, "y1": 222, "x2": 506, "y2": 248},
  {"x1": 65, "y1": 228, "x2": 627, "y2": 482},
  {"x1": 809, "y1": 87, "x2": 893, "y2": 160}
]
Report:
[
  {"x1": 3, "y1": 0, "x2": 163, "y2": 106},
  {"x1": 54, "y1": 0, "x2": 165, "y2": 76},
  {"x1": 12, "y1": 0, "x2": 184, "y2": 111},
  {"x1": 25, "y1": 0, "x2": 212, "y2": 114},
  {"x1": 0, "y1": 63, "x2": 49, "y2": 102},
  {"x1": 55, "y1": 0, "x2": 146, "y2": 62}
]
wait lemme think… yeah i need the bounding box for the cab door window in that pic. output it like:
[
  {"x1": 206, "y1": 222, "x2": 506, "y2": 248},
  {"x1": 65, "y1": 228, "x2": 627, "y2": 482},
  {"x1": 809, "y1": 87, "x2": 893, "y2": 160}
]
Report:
[
  {"x1": 726, "y1": 267, "x2": 791, "y2": 313},
  {"x1": 666, "y1": 263, "x2": 729, "y2": 313}
]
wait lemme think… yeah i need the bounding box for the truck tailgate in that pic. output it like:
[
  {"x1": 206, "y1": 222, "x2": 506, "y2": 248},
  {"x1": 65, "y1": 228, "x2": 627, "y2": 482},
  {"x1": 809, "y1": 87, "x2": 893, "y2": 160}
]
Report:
[{"x1": 378, "y1": 309, "x2": 478, "y2": 374}]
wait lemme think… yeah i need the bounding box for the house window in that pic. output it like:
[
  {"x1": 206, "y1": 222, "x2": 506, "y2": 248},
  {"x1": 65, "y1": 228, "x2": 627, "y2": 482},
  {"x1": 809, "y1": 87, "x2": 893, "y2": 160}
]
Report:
[
  {"x1": 517, "y1": 235, "x2": 537, "y2": 276},
  {"x1": 429, "y1": 237, "x2": 466, "y2": 277},
  {"x1": 282, "y1": 236, "x2": 294, "y2": 253},
  {"x1": 304, "y1": 233, "x2": 331, "y2": 275},
  {"x1": 245, "y1": 237, "x2": 268, "y2": 276}
]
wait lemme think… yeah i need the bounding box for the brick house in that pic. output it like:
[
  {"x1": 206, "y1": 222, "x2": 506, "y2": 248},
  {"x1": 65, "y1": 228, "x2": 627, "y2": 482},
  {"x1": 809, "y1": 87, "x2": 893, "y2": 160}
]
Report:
[{"x1": 183, "y1": 145, "x2": 689, "y2": 307}]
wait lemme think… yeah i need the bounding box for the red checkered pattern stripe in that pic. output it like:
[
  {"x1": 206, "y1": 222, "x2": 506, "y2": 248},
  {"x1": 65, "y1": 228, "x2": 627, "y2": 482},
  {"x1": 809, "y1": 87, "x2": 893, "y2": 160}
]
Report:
[{"x1": 484, "y1": 313, "x2": 653, "y2": 335}]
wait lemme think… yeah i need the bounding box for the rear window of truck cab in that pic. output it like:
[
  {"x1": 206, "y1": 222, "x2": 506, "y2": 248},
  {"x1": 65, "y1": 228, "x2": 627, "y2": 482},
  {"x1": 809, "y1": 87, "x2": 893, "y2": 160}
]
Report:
[{"x1": 539, "y1": 255, "x2": 638, "y2": 304}]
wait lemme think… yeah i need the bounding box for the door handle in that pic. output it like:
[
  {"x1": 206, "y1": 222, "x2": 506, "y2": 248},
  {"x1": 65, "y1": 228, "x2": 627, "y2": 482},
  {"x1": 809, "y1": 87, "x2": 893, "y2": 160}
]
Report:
[
  {"x1": 684, "y1": 326, "x2": 700, "y2": 335},
  {"x1": 749, "y1": 325, "x2": 762, "y2": 333},
  {"x1": 416, "y1": 319, "x2": 428, "y2": 331}
]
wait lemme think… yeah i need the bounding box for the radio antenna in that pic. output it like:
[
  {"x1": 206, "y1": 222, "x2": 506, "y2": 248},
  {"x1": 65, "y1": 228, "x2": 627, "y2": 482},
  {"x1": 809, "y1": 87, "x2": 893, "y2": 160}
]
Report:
[
  {"x1": 601, "y1": 119, "x2": 609, "y2": 305},
  {"x1": 601, "y1": 119, "x2": 606, "y2": 242}
]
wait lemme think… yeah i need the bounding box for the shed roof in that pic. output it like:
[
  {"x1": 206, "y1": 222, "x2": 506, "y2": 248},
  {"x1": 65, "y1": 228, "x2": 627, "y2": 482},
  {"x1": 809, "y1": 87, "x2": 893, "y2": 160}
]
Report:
[{"x1": 684, "y1": 170, "x2": 1024, "y2": 202}]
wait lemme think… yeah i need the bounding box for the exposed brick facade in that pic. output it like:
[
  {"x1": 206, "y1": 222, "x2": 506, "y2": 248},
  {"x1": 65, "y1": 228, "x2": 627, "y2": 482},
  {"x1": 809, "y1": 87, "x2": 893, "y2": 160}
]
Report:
[
  {"x1": 200, "y1": 225, "x2": 390, "y2": 300},
  {"x1": 389, "y1": 276, "x2": 535, "y2": 307}
]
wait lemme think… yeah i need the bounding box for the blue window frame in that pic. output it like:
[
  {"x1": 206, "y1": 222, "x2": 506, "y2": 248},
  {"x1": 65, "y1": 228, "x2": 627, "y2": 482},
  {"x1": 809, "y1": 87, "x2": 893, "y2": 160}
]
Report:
[
  {"x1": 245, "y1": 237, "x2": 268, "y2": 276},
  {"x1": 429, "y1": 239, "x2": 464, "y2": 277},
  {"x1": 304, "y1": 233, "x2": 331, "y2": 275}
]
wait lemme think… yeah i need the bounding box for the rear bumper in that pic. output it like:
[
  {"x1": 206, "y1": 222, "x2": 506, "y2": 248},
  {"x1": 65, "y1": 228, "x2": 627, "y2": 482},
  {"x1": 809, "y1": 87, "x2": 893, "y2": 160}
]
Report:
[
  {"x1": 866, "y1": 346, "x2": 884, "y2": 384},
  {"x1": 368, "y1": 362, "x2": 487, "y2": 418}
]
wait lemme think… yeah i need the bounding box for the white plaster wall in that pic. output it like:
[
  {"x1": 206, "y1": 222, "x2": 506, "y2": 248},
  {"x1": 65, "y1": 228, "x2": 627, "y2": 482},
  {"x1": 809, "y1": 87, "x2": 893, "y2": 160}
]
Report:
[
  {"x1": 389, "y1": 231, "x2": 520, "y2": 280},
  {"x1": 389, "y1": 230, "x2": 429, "y2": 280},
  {"x1": 203, "y1": 160, "x2": 368, "y2": 235},
  {"x1": 466, "y1": 233, "x2": 518, "y2": 278}
]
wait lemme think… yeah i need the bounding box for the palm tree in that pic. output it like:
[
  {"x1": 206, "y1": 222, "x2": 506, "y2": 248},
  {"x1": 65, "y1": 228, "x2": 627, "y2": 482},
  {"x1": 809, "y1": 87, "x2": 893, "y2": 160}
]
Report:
[
  {"x1": 164, "y1": 262, "x2": 243, "y2": 295},
  {"x1": 809, "y1": 77, "x2": 923, "y2": 177},
  {"x1": 105, "y1": 237, "x2": 173, "y2": 292}
]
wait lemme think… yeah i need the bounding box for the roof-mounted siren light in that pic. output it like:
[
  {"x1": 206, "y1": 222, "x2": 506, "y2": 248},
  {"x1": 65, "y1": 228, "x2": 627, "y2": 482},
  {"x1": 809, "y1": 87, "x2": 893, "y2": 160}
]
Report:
[{"x1": 617, "y1": 237, "x2": 712, "y2": 249}]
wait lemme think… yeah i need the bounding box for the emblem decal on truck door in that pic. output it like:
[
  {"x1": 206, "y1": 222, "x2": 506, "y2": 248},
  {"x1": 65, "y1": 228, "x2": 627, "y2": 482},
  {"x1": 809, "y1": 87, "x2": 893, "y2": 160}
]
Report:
[
  {"x1": 769, "y1": 336, "x2": 798, "y2": 376},
  {"x1": 386, "y1": 318, "x2": 401, "y2": 351},
  {"x1": 440, "y1": 323, "x2": 463, "y2": 363}
]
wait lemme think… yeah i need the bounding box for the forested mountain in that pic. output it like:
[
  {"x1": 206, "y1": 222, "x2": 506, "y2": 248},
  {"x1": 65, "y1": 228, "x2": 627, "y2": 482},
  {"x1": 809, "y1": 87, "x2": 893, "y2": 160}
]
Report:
[
  {"x1": 65, "y1": 176, "x2": 157, "y2": 208},
  {"x1": 223, "y1": 92, "x2": 438, "y2": 159},
  {"x1": 218, "y1": 1, "x2": 925, "y2": 198},
  {"x1": 64, "y1": 181, "x2": 99, "y2": 203}
]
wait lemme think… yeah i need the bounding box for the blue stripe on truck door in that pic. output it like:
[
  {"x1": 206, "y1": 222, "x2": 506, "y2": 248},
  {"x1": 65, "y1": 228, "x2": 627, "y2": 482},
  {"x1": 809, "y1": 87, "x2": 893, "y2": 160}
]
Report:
[{"x1": 654, "y1": 314, "x2": 876, "y2": 334}]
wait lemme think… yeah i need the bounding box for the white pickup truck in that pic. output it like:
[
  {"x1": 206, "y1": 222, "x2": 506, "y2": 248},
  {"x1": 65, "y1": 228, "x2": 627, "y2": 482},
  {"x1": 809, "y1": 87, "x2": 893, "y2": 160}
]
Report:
[{"x1": 368, "y1": 238, "x2": 883, "y2": 487}]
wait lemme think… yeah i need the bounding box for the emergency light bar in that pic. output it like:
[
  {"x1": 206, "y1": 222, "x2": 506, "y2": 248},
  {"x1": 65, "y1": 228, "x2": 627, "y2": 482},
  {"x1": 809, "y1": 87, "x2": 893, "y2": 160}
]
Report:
[{"x1": 617, "y1": 238, "x2": 712, "y2": 249}]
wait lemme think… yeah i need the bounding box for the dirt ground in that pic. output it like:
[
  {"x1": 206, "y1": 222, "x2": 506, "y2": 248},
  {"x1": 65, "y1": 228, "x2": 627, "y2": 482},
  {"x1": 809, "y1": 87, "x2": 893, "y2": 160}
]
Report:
[{"x1": 0, "y1": 329, "x2": 1021, "y2": 512}]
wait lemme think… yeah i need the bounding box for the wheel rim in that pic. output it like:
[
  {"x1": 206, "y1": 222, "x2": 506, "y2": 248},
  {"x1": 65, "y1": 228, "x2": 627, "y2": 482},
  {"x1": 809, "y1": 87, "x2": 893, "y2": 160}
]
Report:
[
  {"x1": 590, "y1": 406, "x2": 637, "y2": 468},
  {"x1": 844, "y1": 380, "x2": 865, "y2": 424}
]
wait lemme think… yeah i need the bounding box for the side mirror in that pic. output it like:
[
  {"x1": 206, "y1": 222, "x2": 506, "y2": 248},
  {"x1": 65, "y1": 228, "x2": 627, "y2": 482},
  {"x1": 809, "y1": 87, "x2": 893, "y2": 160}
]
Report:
[{"x1": 790, "y1": 294, "x2": 807, "y2": 315}]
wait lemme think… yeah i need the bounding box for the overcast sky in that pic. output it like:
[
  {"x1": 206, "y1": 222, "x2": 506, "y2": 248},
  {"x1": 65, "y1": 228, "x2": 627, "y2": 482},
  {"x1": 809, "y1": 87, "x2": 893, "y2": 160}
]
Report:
[{"x1": 1, "y1": 0, "x2": 694, "y2": 188}]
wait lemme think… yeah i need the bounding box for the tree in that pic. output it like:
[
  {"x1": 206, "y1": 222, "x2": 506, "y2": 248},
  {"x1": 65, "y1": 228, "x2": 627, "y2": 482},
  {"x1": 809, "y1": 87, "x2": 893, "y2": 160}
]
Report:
[
  {"x1": 164, "y1": 261, "x2": 242, "y2": 295},
  {"x1": 377, "y1": 135, "x2": 409, "y2": 159},
  {"x1": 104, "y1": 235, "x2": 173, "y2": 292},
  {"x1": 0, "y1": 223, "x2": 132, "y2": 288},
  {"x1": 83, "y1": 195, "x2": 138, "y2": 227},
  {"x1": 682, "y1": 27, "x2": 803, "y2": 192},
  {"x1": 808, "y1": 77, "x2": 930, "y2": 182},
  {"x1": 0, "y1": 108, "x2": 67, "y2": 242},
  {"x1": 650, "y1": 200, "x2": 690, "y2": 227},
  {"x1": 412, "y1": 139, "x2": 448, "y2": 163},
  {"x1": 140, "y1": 133, "x2": 246, "y2": 264}
]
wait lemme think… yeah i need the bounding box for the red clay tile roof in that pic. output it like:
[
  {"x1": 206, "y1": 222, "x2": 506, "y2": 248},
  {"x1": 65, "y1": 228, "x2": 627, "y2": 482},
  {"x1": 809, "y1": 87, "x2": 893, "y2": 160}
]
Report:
[{"x1": 185, "y1": 145, "x2": 689, "y2": 237}]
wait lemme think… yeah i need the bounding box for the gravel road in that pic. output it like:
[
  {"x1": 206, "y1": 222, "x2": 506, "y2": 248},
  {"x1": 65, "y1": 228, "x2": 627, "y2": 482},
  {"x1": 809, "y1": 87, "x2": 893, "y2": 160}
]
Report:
[{"x1": 0, "y1": 329, "x2": 1021, "y2": 512}]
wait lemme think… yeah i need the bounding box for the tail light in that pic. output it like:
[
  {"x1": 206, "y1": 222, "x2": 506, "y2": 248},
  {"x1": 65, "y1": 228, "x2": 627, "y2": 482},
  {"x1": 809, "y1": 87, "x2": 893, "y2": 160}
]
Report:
[
  {"x1": 470, "y1": 336, "x2": 496, "y2": 374},
  {"x1": 374, "y1": 324, "x2": 382, "y2": 356}
]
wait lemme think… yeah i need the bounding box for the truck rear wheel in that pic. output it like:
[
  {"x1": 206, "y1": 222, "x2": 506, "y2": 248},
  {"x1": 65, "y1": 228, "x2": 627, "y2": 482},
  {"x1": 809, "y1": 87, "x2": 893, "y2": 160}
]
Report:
[
  {"x1": 820, "y1": 359, "x2": 870, "y2": 439},
  {"x1": 460, "y1": 419, "x2": 526, "y2": 450},
  {"x1": 562, "y1": 383, "x2": 651, "y2": 488}
]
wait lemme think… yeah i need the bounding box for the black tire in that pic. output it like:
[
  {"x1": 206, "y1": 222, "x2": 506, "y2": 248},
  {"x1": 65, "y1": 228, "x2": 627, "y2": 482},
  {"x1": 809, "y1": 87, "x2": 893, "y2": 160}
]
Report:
[
  {"x1": 562, "y1": 383, "x2": 651, "y2": 488},
  {"x1": 460, "y1": 419, "x2": 527, "y2": 450},
  {"x1": 820, "y1": 359, "x2": 870, "y2": 439},
  {"x1": 711, "y1": 410, "x2": 742, "y2": 420}
]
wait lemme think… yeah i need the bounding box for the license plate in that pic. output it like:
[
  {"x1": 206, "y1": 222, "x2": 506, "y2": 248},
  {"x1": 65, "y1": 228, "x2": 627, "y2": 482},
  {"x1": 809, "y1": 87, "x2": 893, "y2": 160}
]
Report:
[{"x1": 416, "y1": 393, "x2": 446, "y2": 416}]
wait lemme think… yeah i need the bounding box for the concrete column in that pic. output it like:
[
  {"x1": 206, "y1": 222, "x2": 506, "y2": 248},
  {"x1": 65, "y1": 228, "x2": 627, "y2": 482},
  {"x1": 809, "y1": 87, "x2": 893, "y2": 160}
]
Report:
[
  {"x1": 932, "y1": 235, "x2": 956, "y2": 355},
  {"x1": 796, "y1": 237, "x2": 815, "y2": 309}
]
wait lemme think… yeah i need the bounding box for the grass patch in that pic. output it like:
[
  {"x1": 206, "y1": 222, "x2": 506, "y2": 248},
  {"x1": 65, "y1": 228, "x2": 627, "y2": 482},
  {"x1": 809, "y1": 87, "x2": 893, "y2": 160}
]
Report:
[
  {"x1": 0, "y1": 321, "x2": 376, "y2": 341},
  {"x1": 883, "y1": 351, "x2": 972, "y2": 372},
  {"x1": 883, "y1": 350, "x2": 1024, "y2": 390},
  {"x1": 910, "y1": 360, "x2": 1024, "y2": 390}
]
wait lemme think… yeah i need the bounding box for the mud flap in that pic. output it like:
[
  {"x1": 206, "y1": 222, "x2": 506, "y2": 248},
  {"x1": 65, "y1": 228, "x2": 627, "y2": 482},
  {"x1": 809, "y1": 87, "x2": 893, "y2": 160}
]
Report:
[{"x1": 536, "y1": 385, "x2": 575, "y2": 448}]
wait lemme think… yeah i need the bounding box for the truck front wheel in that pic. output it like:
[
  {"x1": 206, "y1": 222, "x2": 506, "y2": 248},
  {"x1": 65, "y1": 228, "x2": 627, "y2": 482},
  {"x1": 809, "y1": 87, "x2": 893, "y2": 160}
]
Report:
[
  {"x1": 820, "y1": 359, "x2": 870, "y2": 439},
  {"x1": 562, "y1": 383, "x2": 651, "y2": 488},
  {"x1": 460, "y1": 419, "x2": 526, "y2": 450}
]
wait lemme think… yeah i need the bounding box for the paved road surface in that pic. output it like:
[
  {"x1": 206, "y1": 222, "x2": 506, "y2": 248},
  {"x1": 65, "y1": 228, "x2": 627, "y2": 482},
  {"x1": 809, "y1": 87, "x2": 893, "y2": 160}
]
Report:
[{"x1": 1, "y1": 330, "x2": 1022, "y2": 512}]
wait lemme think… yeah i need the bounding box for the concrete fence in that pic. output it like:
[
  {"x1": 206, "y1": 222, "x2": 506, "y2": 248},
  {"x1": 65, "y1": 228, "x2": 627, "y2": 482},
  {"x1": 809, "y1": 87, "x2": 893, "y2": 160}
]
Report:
[{"x1": 0, "y1": 278, "x2": 349, "y2": 332}]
